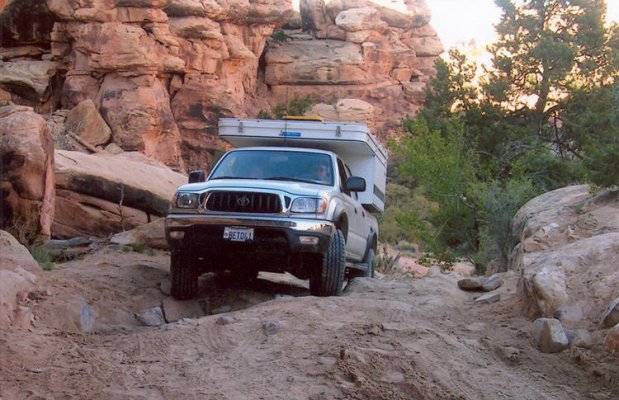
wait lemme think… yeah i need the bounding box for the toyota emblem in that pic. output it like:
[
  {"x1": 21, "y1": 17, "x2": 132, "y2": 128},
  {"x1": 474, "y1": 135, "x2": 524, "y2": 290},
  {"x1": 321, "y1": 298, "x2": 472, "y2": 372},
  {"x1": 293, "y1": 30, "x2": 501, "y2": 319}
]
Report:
[{"x1": 236, "y1": 194, "x2": 250, "y2": 207}]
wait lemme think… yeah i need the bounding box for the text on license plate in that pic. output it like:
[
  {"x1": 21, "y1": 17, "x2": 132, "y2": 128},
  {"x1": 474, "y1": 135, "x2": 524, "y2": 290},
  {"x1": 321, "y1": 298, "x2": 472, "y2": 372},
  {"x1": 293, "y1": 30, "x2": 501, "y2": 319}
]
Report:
[{"x1": 223, "y1": 227, "x2": 254, "y2": 242}]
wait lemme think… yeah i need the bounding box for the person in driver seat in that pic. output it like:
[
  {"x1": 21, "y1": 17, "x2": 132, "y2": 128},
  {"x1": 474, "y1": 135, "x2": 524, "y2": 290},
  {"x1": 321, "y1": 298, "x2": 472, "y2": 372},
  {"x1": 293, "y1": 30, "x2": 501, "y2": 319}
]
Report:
[{"x1": 312, "y1": 160, "x2": 331, "y2": 184}]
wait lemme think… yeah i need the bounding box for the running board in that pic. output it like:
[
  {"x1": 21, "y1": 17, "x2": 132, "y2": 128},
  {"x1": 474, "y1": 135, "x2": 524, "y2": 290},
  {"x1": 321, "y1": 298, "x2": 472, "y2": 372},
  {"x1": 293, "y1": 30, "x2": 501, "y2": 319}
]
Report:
[{"x1": 346, "y1": 262, "x2": 368, "y2": 272}]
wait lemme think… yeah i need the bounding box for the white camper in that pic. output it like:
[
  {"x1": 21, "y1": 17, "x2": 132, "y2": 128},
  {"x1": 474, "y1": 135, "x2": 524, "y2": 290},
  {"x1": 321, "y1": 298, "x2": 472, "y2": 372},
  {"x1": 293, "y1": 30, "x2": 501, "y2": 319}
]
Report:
[{"x1": 219, "y1": 118, "x2": 387, "y2": 213}]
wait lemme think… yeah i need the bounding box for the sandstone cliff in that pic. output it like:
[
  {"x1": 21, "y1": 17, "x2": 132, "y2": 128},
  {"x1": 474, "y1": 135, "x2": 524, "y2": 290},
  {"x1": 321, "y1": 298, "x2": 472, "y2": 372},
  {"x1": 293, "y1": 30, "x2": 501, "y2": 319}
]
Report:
[{"x1": 1, "y1": 0, "x2": 441, "y2": 171}]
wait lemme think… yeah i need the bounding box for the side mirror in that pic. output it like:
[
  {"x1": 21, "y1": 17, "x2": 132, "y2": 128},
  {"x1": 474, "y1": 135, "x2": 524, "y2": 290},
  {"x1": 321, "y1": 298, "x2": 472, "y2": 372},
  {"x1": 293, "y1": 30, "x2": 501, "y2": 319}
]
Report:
[
  {"x1": 344, "y1": 176, "x2": 366, "y2": 192},
  {"x1": 188, "y1": 170, "x2": 206, "y2": 183}
]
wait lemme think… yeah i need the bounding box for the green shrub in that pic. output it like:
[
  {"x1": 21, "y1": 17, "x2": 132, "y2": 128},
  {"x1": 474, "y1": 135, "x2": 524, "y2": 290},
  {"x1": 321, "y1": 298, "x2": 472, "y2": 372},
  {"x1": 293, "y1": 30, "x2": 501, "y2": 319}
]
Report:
[
  {"x1": 467, "y1": 178, "x2": 539, "y2": 270},
  {"x1": 29, "y1": 246, "x2": 53, "y2": 271}
]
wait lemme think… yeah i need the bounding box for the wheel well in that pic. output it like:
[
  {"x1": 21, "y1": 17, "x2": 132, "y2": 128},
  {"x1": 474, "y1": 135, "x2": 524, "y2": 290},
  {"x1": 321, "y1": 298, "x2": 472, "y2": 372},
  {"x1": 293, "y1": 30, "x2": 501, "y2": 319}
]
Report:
[
  {"x1": 335, "y1": 215, "x2": 348, "y2": 241},
  {"x1": 365, "y1": 234, "x2": 377, "y2": 259}
]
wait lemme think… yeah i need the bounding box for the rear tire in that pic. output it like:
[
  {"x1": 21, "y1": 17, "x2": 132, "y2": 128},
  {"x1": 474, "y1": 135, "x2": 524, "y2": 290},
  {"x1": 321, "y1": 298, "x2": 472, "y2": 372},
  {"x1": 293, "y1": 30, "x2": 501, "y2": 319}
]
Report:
[
  {"x1": 170, "y1": 249, "x2": 198, "y2": 300},
  {"x1": 310, "y1": 229, "x2": 345, "y2": 296}
]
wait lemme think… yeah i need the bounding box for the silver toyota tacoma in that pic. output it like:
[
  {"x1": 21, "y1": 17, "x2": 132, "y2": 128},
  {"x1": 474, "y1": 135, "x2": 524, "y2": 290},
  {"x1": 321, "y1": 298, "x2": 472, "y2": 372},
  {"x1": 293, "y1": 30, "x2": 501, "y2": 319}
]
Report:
[{"x1": 165, "y1": 146, "x2": 378, "y2": 299}]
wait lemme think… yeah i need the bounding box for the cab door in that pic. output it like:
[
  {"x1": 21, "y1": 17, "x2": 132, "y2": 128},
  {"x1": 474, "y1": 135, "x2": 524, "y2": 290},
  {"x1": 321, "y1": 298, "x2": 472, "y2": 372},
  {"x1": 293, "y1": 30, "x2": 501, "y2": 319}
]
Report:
[{"x1": 336, "y1": 158, "x2": 367, "y2": 261}]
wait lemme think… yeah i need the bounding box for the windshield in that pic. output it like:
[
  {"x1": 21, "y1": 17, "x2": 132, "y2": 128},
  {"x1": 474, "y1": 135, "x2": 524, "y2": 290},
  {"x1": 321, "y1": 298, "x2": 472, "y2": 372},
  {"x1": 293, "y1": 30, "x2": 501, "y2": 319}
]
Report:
[{"x1": 210, "y1": 150, "x2": 334, "y2": 186}]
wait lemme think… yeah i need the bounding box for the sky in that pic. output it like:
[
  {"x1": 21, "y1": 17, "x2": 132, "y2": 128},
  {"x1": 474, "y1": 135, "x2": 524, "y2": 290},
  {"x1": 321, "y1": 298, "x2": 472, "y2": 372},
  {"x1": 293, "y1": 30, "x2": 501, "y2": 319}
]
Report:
[{"x1": 427, "y1": 0, "x2": 619, "y2": 52}]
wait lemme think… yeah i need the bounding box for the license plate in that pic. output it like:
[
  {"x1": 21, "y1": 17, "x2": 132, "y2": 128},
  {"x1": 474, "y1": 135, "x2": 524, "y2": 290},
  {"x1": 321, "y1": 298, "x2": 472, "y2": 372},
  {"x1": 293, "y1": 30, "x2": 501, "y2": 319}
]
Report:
[{"x1": 223, "y1": 227, "x2": 254, "y2": 242}]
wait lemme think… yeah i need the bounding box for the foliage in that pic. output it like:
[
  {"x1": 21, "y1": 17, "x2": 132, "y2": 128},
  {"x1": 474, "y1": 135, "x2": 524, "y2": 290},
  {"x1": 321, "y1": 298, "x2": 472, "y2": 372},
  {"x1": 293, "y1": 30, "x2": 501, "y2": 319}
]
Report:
[
  {"x1": 29, "y1": 246, "x2": 53, "y2": 271},
  {"x1": 387, "y1": 0, "x2": 618, "y2": 271},
  {"x1": 4, "y1": 213, "x2": 40, "y2": 245},
  {"x1": 393, "y1": 117, "x2": 479, "y2": 254},
  {"x1": 467, "y1": 178, "x2": 540, "y2": 268},
  {"x1": 375, "y1": 246, "x2": 401, "y2": 275},
  {"x1": 273, "y1": 96, "x2": 313, "y2": 119},
  {"x1": 255, "y1": 96, "x2": 314, "y2": 120},
  {"x1": 417, "y1": 252, "x2": 455, "y2": 271},
  {"x1": 486, "y1": 0, "x2": 617, "y2": 155},
  {"x1": 256, "y1": 109, "x2": 272, "y2": 119},
  {"x1": 270, "y1": 30, "x2": 288, "y2": 42},
  {"x1": 378, "y1": 183, "x2": 434, "y2": 245}
]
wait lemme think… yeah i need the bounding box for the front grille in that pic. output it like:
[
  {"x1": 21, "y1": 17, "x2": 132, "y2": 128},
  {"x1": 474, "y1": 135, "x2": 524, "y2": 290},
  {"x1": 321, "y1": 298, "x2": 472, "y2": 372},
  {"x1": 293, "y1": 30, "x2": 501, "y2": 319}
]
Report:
[{"x1": 205, "y1": 191, "x2": 282, "y2": 213}]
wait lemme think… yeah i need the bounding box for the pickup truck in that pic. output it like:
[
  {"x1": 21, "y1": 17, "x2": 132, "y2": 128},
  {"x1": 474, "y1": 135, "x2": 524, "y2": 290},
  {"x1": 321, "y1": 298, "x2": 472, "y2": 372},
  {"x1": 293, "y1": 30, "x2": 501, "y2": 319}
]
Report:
[{"x1": 165, "y1": 118, "x2": 387, "y2": 299}]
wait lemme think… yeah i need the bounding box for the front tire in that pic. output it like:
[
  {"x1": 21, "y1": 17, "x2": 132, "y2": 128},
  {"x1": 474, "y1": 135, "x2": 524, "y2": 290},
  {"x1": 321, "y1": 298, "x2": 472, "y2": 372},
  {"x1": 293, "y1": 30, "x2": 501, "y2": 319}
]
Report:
[
  {"x1": 310, "y1": 229, "x2": 345, "y2": 296},
  {"x1": 170, "y1": 249, "x2": 198, "y2": 300}
]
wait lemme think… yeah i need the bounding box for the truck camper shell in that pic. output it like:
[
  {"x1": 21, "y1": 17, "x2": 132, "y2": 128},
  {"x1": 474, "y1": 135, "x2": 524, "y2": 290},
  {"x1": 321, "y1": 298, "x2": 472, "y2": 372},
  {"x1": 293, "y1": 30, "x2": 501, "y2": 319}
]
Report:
[{"x1": 219, "y1": 118, "x2": 388, "y2": 213}]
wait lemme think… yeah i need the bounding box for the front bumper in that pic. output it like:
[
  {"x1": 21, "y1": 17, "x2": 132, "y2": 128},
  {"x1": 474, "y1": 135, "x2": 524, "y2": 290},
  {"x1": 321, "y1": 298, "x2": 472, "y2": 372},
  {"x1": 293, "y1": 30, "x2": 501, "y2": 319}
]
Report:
[{"x1": 165, "y1": 214, "x2": 335, "y2": 255}]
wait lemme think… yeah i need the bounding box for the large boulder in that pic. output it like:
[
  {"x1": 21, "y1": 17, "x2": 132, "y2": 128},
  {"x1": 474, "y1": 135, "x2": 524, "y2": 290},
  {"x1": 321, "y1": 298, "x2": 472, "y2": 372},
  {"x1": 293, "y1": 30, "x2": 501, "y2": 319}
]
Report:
[
  {"x1": 510, "y1": 185, "x2": 619, "y2": 332},
  {"x1": 65, "y1": 99, "x2": 112, "y2": 147},
  {"x1": 0, "y1": 230, "x2": 39, "y2": 328},
  {"x1": 110, "y1": 218, "x2": 168, "y2": 249},
  {"x1": 0, "y1": 105, "x2": 55, "y2": 242},
  {"x1": 0, "y1": 60, "x2": 59, "y2": 113},
  {"x1": 52, "y1": 150, "x2": 187, "y2": 238}
]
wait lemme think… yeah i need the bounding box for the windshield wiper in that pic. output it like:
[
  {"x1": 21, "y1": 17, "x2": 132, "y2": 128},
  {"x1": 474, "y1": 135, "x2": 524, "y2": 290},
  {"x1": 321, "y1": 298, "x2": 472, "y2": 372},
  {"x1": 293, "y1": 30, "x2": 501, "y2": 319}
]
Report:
[
  {"x1": 209, "y1": 176, "x2": 243, "y2": 180},
  {"x1": 266, "y1": 176, "x2": 316, "y2": 183}
]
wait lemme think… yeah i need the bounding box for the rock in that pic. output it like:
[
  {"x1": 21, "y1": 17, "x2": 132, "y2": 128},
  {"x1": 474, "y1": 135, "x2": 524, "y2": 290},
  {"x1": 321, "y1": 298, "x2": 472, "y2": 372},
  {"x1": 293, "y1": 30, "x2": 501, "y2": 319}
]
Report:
[
  {"x1": 0, "y1": 231, "x2": 39, "y2": 328},
  {"x1": 53, "y1": 189, "x2": 150, "y2": 238},
  {"x1": 0, "y1": 60, "x2": 58, "y2": 110},
  {"x1": 568, "y1": 329, "x2": 593, "y2": 348},
  {"x1": 307, "y1": 98, "x2": 375, "y2": 125},
  {"x1": 262, "y1": 320, "x2": 285, "y2": 335},
  {"x1": 52, "y1": 150, "x2": 186, "y2": 238},
  {"x1": 161, "y1": 297, "x2": 204, "y2": 323},
  {"x1": 98, "y1": 75, "x2": 185, "y2": 170},
  {"x1": 216, "y1": 315, "x2": 237, "y2": 326},
  {"x1": 300, "y1": 0, "x2": 329, "y2": 31},
  {"x1": 110, "y1": 218, "x2": 168, "y2": 250},
  {"x1": 135, "y1": 307, "x2": 166, "y2": 327},
  {"x1": 603, "y1": 324, "x2": 619, "y2": 355},
  {"x1": 37, "y1": 237, "x2": 93, "y2": 261},
  {"x1": 512, "y1": 186, "x2": 619, "y2": 330},
  {"x1": 457, "y1": 277, "x2": 486, "y2": 291},
  {"x1": 65, "y1": 99, "x2": 112, "y2": 147},
  {"x1": 474, "y1": 293, "x2": 500, "y2": 305},
  {"x1": 11, "y1": 306, "x2": 34, "y2": 329},
  {"x1": 0, "y1": 105, "x2": 55, "y2": 242},
  {"x1": 533, "y1": 318, "x2": 570, "y2": 353},
  {"x1": 481, "y1": 274, "x2": 504, "y2": 292},
  {"x1": 76, "y1": 295, "x2": 95, "y2": 332},
  {"x1": 3, "y1": 0, "x2": 442, "y2": 170},
  {"x1": 335, "y1": 7, "x2": 385, "y2": 32},
  {"x1": 0, "y1": 0, "x2": 56, "y2": 47},
  {"x1": 265, "y1": 40, "x2": 369, "y2": 85},
  {"x1": 601, "y1": 297, "x2": 619, "y2": 328},
  {"x1": 104, "y1": 143, "x2": 124, "y2": 154},
  {"x1": 159, "y1": 278, "x2": 171, "y2": 296}
]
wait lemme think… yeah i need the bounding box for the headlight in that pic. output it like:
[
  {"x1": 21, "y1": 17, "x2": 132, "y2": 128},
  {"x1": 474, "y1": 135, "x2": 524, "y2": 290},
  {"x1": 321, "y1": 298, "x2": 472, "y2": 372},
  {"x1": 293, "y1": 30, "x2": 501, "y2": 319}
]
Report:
[
  {"x1": 291, "y1": 197, "x2": 327, "y2": 213},
  {"x1": 175, "y1": 192, "x2": 200, "y2": 209}
]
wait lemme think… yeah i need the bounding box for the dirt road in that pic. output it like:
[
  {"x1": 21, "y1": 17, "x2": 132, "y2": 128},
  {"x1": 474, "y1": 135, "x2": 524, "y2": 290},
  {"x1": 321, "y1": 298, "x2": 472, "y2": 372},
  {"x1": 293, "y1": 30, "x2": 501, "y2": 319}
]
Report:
[{"x1": 1, "y1": 247, "x2": 617, "y2": 399}]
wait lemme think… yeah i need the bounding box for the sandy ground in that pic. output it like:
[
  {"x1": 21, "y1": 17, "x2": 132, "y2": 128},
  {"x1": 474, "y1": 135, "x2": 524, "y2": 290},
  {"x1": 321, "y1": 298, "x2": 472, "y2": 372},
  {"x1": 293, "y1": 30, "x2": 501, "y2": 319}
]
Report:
[{"x1": 1, "y1": 246, "x2": 617, "y2": 400}]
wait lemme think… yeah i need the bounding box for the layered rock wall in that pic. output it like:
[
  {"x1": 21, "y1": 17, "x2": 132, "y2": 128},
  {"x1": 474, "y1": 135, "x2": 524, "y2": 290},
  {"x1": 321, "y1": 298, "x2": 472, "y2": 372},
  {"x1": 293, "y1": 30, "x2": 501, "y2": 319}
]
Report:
[
  {"x1": 1, "y1": 0, "x2": 441, "y2": 172},
  {"x1": 267, "y1": 0, "x2": 442, "y2": 132}
]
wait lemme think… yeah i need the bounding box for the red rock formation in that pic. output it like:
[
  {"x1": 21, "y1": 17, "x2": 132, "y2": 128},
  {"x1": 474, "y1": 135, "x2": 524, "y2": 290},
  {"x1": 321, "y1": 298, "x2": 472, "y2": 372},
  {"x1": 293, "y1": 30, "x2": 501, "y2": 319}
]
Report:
[
  {"x1": 264, "y1": 0, "x2": 442, "y2": 135},
  {"x1": 1, "y1": 0, "x2": 440, "y2": 171},
  {"x1": 0, "y1": 105, "x2": 55, "y2": 242}
]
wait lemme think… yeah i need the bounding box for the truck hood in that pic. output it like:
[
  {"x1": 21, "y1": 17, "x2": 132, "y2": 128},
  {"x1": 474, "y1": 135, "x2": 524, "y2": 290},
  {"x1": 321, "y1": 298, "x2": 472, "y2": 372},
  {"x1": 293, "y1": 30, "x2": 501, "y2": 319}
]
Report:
[{"x1": 177, "y1": 179, "x2": 330, "y2": 197}]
